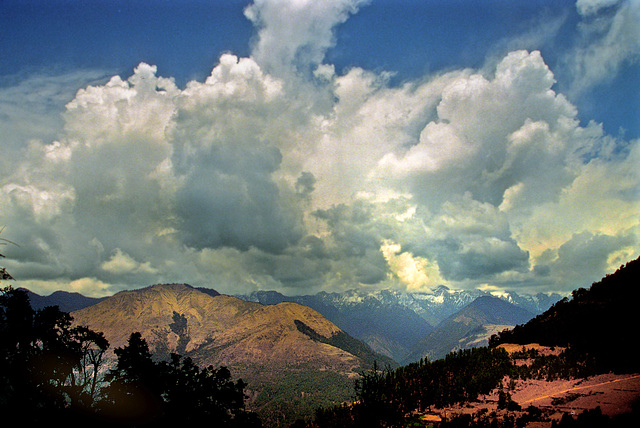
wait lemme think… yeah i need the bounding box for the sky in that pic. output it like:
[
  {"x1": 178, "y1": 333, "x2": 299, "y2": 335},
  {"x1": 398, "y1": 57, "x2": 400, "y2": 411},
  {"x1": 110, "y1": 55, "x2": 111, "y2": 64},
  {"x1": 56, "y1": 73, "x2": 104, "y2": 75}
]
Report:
[{"x1": 0, "y1": 0, "x2": 638, "y2": 298}]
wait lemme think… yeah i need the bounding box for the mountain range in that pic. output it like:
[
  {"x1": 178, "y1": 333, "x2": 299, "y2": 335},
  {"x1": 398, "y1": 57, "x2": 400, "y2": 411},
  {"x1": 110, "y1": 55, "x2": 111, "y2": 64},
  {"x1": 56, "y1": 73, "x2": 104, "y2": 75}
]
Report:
[
  {"x1": 236, "y1": 286, "x2": 561, "y2": 361},
  {"x1": 24, "y1": 285, "x2": 562, "y2": 364}
]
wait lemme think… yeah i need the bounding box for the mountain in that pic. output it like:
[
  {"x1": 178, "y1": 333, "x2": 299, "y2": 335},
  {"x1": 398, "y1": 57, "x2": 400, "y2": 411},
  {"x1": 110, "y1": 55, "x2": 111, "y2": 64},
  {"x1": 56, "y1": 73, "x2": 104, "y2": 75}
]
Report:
[
  {"x1": 240, "y1": 289, "x2": 434, "y2": 362},
  {"x1": 497, "y1": 290, "x2": 565, "y2": 315},
  {"x1": 402, "y1": 296, "x2": 536, "y2": 364},
  {"x1": 23, "y1": 282, "x2": 561, "y2": 365},
  {"x1": 238, "y1": 286, "x2": 560, "y2": 363},
  {"x1": 70, "y1": 283, "x2": 391, "y2": 426},
  {"x1": 22, "y1": 288, "x2": 106, "y2": 312},
  {"x1": 490, "y1": 256, "x2": 640, "y2": 374}
]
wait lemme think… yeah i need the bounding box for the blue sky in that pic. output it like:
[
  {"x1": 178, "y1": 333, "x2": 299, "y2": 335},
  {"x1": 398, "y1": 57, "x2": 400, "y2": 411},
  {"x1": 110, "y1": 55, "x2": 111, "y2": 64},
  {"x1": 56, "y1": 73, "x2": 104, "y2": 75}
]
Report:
[
  {"x1": 3, "y1": 0, "x2": 636, "y2": 136},
  {"x1": 1, "y1": 0, "x2": 638, "y2": 297}
]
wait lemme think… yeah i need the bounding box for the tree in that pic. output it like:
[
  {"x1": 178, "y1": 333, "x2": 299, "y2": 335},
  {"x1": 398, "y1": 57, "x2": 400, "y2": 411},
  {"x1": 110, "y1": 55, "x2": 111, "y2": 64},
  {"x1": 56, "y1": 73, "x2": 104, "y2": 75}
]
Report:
[
  {"x1": 0, "y1": 227, "x2": 16, "y2": 281},
  {"x1": 0, "y1": 286, "x2": 110, "y2": 423},
  {"x1": 101, "y1": 332, "x2": 262, "y2": 427},
  {"x1": 160, "y1": 353, "x2": 260, "y2": 426},
  {"x1": 99, "y1": 332, "x2": 163, "y2": 425},
  {"x1": 1, "y1": 231, "x2": 110, "y2": 424}
]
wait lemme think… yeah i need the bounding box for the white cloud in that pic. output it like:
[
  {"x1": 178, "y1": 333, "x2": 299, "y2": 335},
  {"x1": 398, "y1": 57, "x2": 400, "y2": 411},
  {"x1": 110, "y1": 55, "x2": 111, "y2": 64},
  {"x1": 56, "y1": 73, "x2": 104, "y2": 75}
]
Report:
[
  {"x1": 381, "y1": 240, "x2": 443, "y2": 292},
  {"x1": 245, "y1": 0, "x2": 368, "y2": 76},
  {"x1": 1, "y1": 3, "x2": 638, "y2": 297},
  {"x1": 568, "y1": 0, "x2": 640, "y2": 95},
  {"x1": 101, "y1": 249, "x2": 157, "y2": 275}
]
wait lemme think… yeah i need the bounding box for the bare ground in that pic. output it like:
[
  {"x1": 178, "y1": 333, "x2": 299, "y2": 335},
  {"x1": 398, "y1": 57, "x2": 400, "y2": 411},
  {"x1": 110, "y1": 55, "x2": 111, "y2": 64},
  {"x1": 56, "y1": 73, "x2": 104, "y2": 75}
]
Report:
[{"x1": 416, "y1": 374, "x2": 640, "y2": 426}]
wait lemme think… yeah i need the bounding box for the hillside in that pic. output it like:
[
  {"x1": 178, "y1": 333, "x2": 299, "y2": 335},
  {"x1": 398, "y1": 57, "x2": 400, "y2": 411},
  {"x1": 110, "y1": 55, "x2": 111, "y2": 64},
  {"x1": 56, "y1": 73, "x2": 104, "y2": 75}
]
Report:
[
  {"x1": 403, "y1": 296, "x2": 535, "y2": 363},
  {"x1": 70, "y1": 283, "x2": 391, "y2": 426},
  {"x1": 490, "y1": 256, "x2": 640, "y2": 373},
  {"x1": 241, "y1": 290, "x2": 434, "y2": 362}
]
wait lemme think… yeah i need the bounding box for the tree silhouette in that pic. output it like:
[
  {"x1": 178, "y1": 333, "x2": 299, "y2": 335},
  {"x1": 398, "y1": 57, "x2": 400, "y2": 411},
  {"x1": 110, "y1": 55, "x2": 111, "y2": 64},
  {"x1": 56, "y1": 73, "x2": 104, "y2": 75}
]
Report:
[
  {"x1": 100, "y1": 332, "x2": 261, "y2": 427},
  {"x1": 99, "y1": 332, "x2": 164, "y2": 425},
  {"x1": 0, "y1": 286, "x2": 110, "y2": 424}
]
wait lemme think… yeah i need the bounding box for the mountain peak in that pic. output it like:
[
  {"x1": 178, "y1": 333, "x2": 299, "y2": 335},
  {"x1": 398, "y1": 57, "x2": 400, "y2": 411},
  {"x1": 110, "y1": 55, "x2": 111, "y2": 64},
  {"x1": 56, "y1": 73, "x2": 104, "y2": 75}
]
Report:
[
  {"x1": 463, "y1": 295, "x2": 535, "y2": 325},
  {"x1": 432, "y1": 285, "x2": 451, "y2": 294}
]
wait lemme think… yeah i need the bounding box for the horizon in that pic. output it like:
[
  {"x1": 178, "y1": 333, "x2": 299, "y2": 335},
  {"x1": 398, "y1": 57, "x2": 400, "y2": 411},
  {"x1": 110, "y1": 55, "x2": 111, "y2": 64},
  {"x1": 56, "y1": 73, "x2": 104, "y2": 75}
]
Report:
[
  {"x1": 1, "y1": 0, "x2": 639, "y2": 298},
  {"x1": 20, "y1": 279, "x2": 570, "y2": 299}
]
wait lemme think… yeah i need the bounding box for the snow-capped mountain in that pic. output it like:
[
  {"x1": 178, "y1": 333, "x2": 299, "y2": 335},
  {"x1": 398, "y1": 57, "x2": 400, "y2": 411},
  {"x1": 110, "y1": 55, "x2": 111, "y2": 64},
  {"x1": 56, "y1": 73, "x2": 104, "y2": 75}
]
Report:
[
  {"x1": 238, "y1": 289, "x2": 434, "y2": 362},
  {"x1": 237, "y1": 286, "x2": 562, "y2": 362}
]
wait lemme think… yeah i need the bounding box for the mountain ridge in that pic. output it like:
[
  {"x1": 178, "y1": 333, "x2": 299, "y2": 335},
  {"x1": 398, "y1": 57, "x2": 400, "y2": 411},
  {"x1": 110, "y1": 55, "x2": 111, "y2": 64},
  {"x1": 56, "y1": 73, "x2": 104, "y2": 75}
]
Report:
[
  {"x1": 402, "y1": 295, "x2": 536, "y2": 364},
  {"x1": 236, "y1": 286, "x2": 560, "y2": 362},
  {"x1": 489, "y1": 256, "x2": 640, "y2": 374}
]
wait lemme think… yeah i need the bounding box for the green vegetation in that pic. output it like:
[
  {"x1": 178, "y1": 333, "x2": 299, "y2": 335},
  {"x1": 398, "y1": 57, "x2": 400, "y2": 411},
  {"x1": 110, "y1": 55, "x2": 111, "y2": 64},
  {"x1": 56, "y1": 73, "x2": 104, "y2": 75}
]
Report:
[
  {"x1": 0, "y1": 284, "x2": 261, "y2": 427},
  {"x1": 251, "y1": 365, "x2": 355, "y2": 427},
  {"x1": 294, "y1": 319, "x2": 396, "y2": 367}
]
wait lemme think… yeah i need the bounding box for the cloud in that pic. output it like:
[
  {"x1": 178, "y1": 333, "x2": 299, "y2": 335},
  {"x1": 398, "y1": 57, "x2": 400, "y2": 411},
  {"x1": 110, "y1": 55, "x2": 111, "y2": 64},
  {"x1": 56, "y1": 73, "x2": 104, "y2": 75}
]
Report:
[
  {"x1": 375, "y1": 50, "x2": 579, "y2": 209},
  {"x1": 0, "y1": 70, "x2": 110, "y2": 174},
  {"x1": 101, "y1": 249, "x2": 158, "y2": 275},
  {"x1": 244, "y1": 0, "x2": 368, "y2": 76},
  {"x1": 1, "y1": 2, "x2": 638, "y2": 297},
  {"x1": 576, "y1": 0, "x2": 623, "y2": 16},
  {"x1": 170, "y1": 54, "x2": 304, "y2": 253},
  {"x1": 380, "y1": 240, "x2": 443, "y2": 292},
  {"x1": 534, "y1": 229, "x2": 637, "y2": 290},
  {"x1": 568, "y1": 0, "x2": 640, "y2": 95}
]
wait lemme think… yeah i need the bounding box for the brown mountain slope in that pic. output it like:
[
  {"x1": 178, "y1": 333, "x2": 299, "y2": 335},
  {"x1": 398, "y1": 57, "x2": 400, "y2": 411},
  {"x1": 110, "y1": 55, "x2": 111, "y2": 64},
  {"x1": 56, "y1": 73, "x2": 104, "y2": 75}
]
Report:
[{"x1": 71, "y1": 283, "x2": 385, "y2": 426}]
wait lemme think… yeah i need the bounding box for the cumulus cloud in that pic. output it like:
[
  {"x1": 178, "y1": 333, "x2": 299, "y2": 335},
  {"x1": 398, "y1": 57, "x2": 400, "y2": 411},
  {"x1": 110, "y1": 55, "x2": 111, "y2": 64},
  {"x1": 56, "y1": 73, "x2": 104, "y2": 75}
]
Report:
[
  {"x1": 0, "y1": 0, "x2": 638, "y2": 297},
  {"x1": 101, "y1": 249, "x2": 158, "y2": 276},
  {"x1": 380, "y1": 240, "x2": 443, "y2": 292},
  {"x1": 169, "y1": 54, "x2": 306, "y2": 253}
]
